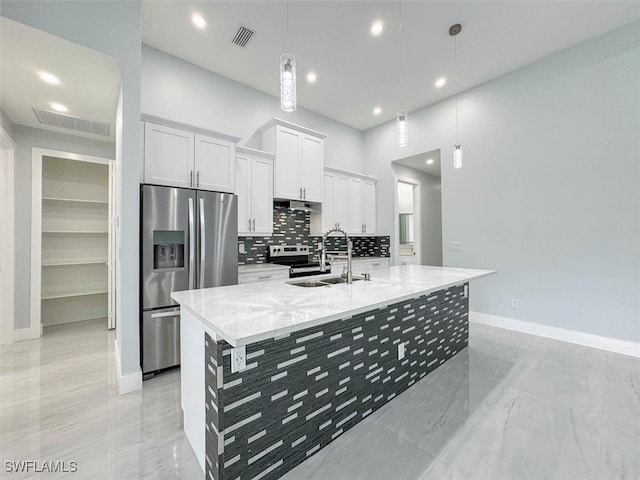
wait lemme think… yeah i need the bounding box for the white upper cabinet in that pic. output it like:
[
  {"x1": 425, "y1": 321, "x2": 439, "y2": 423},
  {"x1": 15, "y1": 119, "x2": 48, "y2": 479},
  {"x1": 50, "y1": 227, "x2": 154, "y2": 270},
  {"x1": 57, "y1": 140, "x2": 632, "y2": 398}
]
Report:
[
  {"x1": 235, "y1": 147, "x2": 274, "y2": 236},
  {"x1": 299, "y1": 135, "x2": 323, "y2": 202},
  {"x1": 143, "y1": 119, "x2": 239, "y2": 192},
  {"x1": 312, "y1": 167, "x2": 377, "y2": 236},
  {"x1": 194, "y1": 134, "x2": 236, "y2": 193},
  {"x1": 144, "y1": 122, "x2": 194, "y2": 188},
  {"x1": 348, "y1": 177, "x2": 363, "y2": 235},
  {"x1": 261, "y1": 118, "x2": 326, "y2": 202},
  {"x1": 362, "y1": 179, "x2": 377, "y2": 234}
]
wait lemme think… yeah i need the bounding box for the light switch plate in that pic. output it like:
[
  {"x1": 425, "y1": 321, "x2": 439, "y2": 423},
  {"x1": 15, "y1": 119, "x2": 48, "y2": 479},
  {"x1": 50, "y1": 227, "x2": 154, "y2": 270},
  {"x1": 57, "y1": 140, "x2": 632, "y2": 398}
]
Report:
[
  {"x1": 231, "y1": 346, "x2": 246, "y2": 373},
  {"x1": 450, "y1": 241, "x2": 462, "y2": 251}
]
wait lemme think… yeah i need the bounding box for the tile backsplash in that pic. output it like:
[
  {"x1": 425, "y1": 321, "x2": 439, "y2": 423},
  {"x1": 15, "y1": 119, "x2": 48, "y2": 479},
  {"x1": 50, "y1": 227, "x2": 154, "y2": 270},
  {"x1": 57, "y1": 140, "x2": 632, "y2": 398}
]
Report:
[{"x1": 238, "y1": 206, "x2": 390, "y2": 265}]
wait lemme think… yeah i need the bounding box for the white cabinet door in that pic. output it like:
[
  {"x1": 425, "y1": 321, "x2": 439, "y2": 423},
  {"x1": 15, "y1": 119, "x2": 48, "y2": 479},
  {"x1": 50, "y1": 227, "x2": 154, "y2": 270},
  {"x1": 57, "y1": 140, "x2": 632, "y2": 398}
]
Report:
[
  {"x1": 300, "y1": 135, "x2": 324, "y2": 202},
  {"x1": 144, "y1": 123, "x2": 194, "y2": 188},
  {"x1": 334, "y1": 174, "x2": 349, "y2": 231},
  {"x1": 362, "y1": 179, "x2": 376, "y2": 235},
  {"x1": 322, "y1": 172, "x2": 335, "y2": 233},
  {"x1": 348, "y1": 177, "x2": 363, "y2": 235},
  {"x1": 195, "y1": 134, "x2": 235, "y2": 193},
  {"x1": 275, "y1": 127, "x2": 301, "y2": 200},
  {"x1": 235, "y1": 154, "x2": 251, "y2": 235},
  {"x1": 251, "y1": 158, "x2": 273, "y2": 235}
]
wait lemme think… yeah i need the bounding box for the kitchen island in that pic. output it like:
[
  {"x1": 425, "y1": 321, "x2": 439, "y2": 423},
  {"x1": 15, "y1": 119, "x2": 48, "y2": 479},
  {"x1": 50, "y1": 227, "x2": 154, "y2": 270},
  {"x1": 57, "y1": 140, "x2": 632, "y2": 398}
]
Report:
[{"x1": 172, "y1": 265, "x2": 495, "y2": 480}]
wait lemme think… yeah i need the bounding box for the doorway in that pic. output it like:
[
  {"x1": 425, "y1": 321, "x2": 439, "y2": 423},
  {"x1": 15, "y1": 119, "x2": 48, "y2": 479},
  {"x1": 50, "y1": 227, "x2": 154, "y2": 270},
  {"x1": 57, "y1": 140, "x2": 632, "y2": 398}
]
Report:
[
  {"x1": 0, "y1": 126, "x2": 15, "y2": 345},
  {"x1": 395, "y1": 178, "x2": 421, "y2": 265},
  {"x1": 31, "y1": 149, "x2": 115, "y2": 336},
  {"x1": 392, "y1": 149, "x2": 443, "y2": 267}
]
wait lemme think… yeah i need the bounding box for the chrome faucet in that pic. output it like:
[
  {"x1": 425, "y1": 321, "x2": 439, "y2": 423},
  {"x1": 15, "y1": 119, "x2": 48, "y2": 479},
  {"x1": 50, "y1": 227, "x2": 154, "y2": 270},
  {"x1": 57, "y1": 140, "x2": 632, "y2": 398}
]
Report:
[{"x1": 320, "y1": 227, "x2": 353, "y2": 284}]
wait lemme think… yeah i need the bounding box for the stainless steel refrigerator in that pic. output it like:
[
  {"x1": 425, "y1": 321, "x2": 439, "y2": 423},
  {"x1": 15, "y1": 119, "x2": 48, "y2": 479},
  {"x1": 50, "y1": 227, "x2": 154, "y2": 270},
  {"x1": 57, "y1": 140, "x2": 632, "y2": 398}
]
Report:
[{"x1": 140, "y1": 184, "x2": 238, "y2": 377}]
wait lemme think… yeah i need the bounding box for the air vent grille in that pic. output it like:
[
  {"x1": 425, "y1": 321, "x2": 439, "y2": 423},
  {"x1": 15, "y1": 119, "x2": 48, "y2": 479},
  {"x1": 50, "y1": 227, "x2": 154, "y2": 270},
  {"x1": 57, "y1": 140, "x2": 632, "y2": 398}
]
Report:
[
  {"x1": 32, "y1": 108, "x2": 110, "y2": 137},
  {"x1": 231, "y1": 24, "x2": 255, "y2": 48}
]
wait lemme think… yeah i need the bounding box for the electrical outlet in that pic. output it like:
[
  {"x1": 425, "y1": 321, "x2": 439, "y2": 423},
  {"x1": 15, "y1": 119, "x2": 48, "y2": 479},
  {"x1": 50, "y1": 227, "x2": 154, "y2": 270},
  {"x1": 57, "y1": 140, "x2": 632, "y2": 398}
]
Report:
[
  {"x1": 450, "y1": 241, "x2": 462, "y2": 251},
  {"x1": 231, "y1": 346, "x2": 246, "y2": 373},
  {"x1": 238, "y1": 244, "x2": 246, "y2": 254},
  {"x1": 398, "y1": 343, "x2": 405, "y2": 360},
  {"x1": 511, "y1": 299, "x2": 519, "y2": 309}
]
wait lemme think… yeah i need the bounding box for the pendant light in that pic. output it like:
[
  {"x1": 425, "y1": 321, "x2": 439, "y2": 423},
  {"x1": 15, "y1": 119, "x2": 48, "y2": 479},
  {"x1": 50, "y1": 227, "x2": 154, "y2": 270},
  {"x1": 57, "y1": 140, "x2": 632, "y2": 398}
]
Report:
[
  {"x1": 450, "y1": 23, "x2": 462, "y2": 168},
  {"x1": 396, "y1": 0, "x2": 407, "y2": 147},
  {"x1": 280, "y1": 0, "x2": 296, "y2": 112}
]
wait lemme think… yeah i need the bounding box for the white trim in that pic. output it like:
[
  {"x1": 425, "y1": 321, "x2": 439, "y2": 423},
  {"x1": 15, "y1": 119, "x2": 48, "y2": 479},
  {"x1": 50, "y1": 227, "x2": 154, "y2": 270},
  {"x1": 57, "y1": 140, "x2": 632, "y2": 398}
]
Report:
[
  {"x1": 0, "y1": 136, "x2": 15, "y2": 345},
  {"x1": 325, "y1": 166, "x2": 377, "y2": 182},
  {"x1": 114, "y1": 338, "x2": 143, "y2": 395},
  {"x1": 394, "y1": 175, "x2": 422, "y2": 266},
  {"x1": 471, "y1": 311, "x2": 640, "y2": 358},
  {"x1": 30, "y1": 148, "x2": 112, "y2": 340}
]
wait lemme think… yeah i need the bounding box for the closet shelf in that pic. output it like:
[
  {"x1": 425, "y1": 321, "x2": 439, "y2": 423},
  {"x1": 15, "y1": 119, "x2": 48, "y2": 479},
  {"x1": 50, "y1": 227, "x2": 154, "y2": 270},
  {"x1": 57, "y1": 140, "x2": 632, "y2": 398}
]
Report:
[
  {"x1": 41, "y1": 289, "x2": 108, "y2": 300},
  {"x1": 43, "y1": 196, "x2": 108, "y2": 205},
  {"x1": 42, "y1": 258, "x2": 108, "y2": 267}
]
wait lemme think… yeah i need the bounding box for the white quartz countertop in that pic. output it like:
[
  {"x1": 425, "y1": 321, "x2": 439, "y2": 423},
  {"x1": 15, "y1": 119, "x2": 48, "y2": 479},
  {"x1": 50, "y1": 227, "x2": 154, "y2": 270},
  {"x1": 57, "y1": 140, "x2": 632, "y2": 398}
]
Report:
[{"x1": 172, "y1": 265, "x2": 496, "y2": 347}]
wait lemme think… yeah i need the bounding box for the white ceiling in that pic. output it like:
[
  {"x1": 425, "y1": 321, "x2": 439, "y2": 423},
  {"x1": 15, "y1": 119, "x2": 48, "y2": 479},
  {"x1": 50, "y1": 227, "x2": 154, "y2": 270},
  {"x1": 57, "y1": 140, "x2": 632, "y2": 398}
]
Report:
[
  {"x1": 0, "y1": 17, "x2": 121, "y2": 141},
  {"x1": 394, "y1": 148, "x2": 441, "y2": 177},
  {"x1": 142, "y1": 1, "x2": 640, "y2": 131}
]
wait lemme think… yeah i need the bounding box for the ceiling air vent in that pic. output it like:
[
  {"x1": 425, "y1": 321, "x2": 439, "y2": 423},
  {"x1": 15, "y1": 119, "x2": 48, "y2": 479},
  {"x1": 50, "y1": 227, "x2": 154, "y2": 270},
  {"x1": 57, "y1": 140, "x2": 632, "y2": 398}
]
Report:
[
  {"x1": 32, "y1": 107, "x2": 110, "y2": 137},
  {"x1": 231, "y1": 24, "x2": 255, "y2": 48}
]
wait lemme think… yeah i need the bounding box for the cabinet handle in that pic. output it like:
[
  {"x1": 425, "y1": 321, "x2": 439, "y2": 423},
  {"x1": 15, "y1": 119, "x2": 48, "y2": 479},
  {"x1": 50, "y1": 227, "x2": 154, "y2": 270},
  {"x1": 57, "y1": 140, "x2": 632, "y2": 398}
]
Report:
[
  {"x1": 299, "y1": 187, "x2": 303, "y2": 199},
  {"x1": 196, "y1": 171, "x2": 200, "y2": 188},
  {"x1": 248, "y1": 219, "x2": 252, "y2": 231},
  {"x1": 303, "y1": 188, "x2": 306, "y2": 199},
  {"x1": 190, "y1": 170, "x2": 193, "y2": 187},
  {"x1": 252, "y1": 218, "x2": 256, "y2": 231},
  {"x1": 258, "y1": 275, "x2": 272, "y2": 280}
]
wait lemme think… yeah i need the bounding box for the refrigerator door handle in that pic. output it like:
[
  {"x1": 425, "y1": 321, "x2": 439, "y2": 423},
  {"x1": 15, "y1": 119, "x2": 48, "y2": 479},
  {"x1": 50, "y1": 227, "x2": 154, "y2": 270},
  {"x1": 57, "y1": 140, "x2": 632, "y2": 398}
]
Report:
[
  {"x1": 199, "y1": 197, "x2": 206, "y2": 288},
  {"x1": 188, "y1": 197, "x2": 195, "y2": 290}
]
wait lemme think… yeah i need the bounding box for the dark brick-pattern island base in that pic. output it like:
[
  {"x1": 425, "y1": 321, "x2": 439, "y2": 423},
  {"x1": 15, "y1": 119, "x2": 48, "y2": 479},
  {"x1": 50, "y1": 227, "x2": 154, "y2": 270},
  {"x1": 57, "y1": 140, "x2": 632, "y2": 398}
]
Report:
[{"x1": 204, "y1": 283, "x2": 469, "y2": 480}]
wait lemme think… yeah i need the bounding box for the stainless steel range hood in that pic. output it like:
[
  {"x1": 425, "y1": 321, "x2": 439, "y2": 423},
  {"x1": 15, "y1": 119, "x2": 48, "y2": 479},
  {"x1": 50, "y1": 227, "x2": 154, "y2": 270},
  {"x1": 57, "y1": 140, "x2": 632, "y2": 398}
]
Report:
[{"x1": 276, "y1": 200, "x2": 322, "y2": 213}]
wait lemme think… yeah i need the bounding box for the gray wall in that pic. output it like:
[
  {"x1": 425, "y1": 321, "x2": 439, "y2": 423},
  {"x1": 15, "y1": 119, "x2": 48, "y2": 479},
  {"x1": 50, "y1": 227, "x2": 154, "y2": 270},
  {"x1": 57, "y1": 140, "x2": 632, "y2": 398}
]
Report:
[
  {"x1": 392, "y1": 164, "x2": 443, "y2": 267},
  {"x1": 142, "y1": 45, "x2": 365, "y2": 173},
  {"x1": 3, "y1": 1, "x2": 142, "y2": 379},
  {"x1": 364, "y1": 21, "x2": 640, "y2": 343},
  {"x1": 11, "y1": 126, "x2": 114, "y2": 329}
]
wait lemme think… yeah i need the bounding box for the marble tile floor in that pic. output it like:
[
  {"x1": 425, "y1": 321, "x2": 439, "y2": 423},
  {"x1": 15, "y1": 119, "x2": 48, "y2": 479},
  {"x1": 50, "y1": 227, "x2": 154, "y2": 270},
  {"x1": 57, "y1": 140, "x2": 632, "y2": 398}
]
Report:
[{"x1": 1, "y1": 320, "x2": 638, "y2": 479}]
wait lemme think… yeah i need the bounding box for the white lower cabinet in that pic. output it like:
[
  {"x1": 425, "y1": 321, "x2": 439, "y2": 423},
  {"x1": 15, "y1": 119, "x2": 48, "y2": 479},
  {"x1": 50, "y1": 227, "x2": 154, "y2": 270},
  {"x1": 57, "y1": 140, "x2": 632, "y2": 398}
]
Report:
[
  {"x1": 332, "y1": 258, "x2": 390, "y2": 275},
  {"x1": 236, "y1": 147, "x2": 274, "y2": 236},
  {"x1": 238, "y1": 265, "x2": 289, "y2": 284}
]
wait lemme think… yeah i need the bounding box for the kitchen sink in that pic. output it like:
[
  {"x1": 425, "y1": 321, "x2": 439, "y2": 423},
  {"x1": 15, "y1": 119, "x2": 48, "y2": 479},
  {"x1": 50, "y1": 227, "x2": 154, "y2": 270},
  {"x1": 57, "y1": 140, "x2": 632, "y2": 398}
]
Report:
[{"x1": 288, "y1": 276, "x2": 364, "y2": 288}]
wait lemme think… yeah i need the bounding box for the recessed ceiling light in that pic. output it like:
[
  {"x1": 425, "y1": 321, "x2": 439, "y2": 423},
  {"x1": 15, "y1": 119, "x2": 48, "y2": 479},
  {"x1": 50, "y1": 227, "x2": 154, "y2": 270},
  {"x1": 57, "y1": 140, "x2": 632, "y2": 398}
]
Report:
[
  {"x1": 370, "y1": 20, "x2": 384, "y2": 36},
  {"x1": 373, "y1": 106, "x2": 382, "y2": 115},
  {"x1": 50, "y1": 102, "x2": 68, "y2": 113},
  {"x1": 434, "y1": 77, "x2": 446, "y2": 88},
  {"x1": 39, "y1": 71, "x2": 60, "y2": 85},
  {"x1": 306, "y1": 71, "x2": 317, "y2": 83},
  {"x1": 426, "y1": 158, "x2": 434, "y2": 165},
  {"x1": 191, "y1": 13, "x2": 206, "y2": 30}
]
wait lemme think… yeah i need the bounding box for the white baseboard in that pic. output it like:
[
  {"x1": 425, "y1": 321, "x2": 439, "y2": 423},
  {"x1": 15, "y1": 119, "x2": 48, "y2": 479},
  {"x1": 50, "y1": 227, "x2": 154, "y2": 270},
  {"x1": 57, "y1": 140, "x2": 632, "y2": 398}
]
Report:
[
  {"x1": 13, "y1": 325, "x2": 41, "y2": 342},
  {"x1": 470, "y1": 311, "x2": 640, "y2": 358},
  {"x1": 114, "y1": 338, "x2": 143, "y2": 395}
]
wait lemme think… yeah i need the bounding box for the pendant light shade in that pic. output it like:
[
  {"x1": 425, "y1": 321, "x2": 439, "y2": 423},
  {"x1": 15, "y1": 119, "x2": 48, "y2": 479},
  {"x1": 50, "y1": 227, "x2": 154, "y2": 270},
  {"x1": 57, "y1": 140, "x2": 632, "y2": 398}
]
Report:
[
  {"x1": 397, "y1": 111, "x2": 408, "y2": 147},
  {"x1": 280, "y1": 53, "x2": 297, "y2": 112},
  {"x1": 453, "y1": 144, "x2": 462, "y2": 169}
]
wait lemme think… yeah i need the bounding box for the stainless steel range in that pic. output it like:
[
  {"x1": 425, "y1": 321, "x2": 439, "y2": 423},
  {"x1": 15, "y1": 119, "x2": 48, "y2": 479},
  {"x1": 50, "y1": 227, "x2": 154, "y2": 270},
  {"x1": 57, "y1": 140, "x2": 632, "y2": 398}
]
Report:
[{"x1": 268, "y1": 245, "x2": 331, "y2": 278}]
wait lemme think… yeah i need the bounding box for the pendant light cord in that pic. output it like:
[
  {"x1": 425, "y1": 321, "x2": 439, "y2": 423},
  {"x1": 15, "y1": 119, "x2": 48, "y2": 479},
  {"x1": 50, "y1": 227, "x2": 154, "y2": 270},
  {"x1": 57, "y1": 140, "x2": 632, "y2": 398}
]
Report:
[
  {"x1": 286, "y1": 0, "x2": 290, "y2": 51},
  {"x1": 399, "y1": 0, "x2": 404, "y2": 110},
  {"x1": 454, "y1": 34, "x2": 459, "y2": 144}
]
